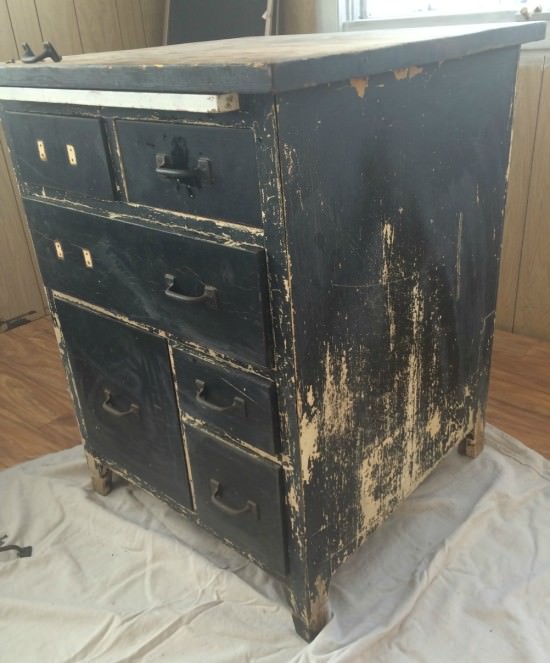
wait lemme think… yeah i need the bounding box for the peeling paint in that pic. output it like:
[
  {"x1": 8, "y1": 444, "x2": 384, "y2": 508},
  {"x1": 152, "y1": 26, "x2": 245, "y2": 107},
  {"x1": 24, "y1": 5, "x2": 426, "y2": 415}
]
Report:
[
  {"x1": 299, "y1": 346, "x2": 353, "y2": 484},
  {"x1": 393, "y1": 65, "x2": 424, "y2": 80},
  {"x1": 350, "y1": 77, "x2": 368, "y2": 98}
]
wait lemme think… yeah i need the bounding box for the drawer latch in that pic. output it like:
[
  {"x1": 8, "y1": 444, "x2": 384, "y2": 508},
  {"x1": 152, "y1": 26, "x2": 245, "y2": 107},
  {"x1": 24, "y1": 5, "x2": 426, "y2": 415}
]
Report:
[{"x1": 155, "y1": 153, "x2": 212, "y2": 198}]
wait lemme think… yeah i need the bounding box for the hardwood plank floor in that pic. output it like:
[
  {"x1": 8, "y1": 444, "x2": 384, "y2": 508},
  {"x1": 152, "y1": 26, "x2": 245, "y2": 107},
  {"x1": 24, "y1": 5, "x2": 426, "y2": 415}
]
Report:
[
  {"x1": 0, "y1": 317, "x2": 548, "y2": 470},
  {"x1": 0, "y1": 316, "x2": 81, "y2": 469}
]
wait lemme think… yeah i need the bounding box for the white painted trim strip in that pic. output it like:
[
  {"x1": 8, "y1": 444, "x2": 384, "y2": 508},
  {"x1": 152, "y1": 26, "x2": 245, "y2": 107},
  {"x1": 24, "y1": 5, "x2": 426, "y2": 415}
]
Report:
[{"x1": 0, "y1": 87, "x2": 240, "y2": 113}]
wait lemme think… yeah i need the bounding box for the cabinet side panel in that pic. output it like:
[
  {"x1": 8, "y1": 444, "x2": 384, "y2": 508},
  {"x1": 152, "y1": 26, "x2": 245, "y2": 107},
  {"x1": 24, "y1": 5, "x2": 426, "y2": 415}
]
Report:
[{"x1": 277, "y1": 47, "x2": 519, "y2": 567}]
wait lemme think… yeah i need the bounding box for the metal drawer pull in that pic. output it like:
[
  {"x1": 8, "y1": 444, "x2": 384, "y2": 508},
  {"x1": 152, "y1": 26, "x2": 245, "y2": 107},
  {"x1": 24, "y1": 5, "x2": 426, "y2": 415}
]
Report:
[
  {"x1": 195, "y1": 379, "x2": 246, "y2": 417},
  {"x1": 155, "y1": 153, "x2": 212, "y2": 184},
  {"x1": 21, "y1": 41, "x2": 62, "y2": 64},
  {"x1": 164, "y1": 273, "x2": 219, "y2": 309},
  {"x1": 209, "y1": 479, "x2": 258, "y2": 519},
  {"x1": 101, "y1": 389, "x2": 139, "y2": 417}
]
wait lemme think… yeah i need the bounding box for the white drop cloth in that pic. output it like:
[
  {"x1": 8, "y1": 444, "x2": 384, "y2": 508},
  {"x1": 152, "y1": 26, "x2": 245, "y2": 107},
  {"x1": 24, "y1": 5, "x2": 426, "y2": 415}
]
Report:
[{"x1": 0, "y1": 424, "x2": 549, "y2": 662}]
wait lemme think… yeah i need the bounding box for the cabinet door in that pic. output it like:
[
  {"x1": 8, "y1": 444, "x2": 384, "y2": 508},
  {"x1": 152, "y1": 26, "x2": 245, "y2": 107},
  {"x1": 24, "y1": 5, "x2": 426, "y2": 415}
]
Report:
[{"x1": 55, "y1": 298, "x2": 192, "y2": 509}]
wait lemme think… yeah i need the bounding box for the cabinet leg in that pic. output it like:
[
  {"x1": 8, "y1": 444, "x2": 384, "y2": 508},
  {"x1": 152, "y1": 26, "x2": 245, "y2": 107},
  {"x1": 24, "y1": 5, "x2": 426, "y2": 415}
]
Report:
[
  {"x1": 458, "y1": 415, "x2": 485, "y2": 459},
  {"x1": 288, "y1": 576, "x2": 331, "y2": 642},
  {"x1": 85, "y1": 452, "x2": 112, "y2": 496}
]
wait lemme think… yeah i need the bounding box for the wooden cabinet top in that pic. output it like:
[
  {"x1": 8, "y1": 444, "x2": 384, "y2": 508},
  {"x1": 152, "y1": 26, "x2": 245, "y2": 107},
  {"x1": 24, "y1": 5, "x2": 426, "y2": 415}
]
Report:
[{"x1": 0, "y1": 22, "x2": 545, "y2": 93}]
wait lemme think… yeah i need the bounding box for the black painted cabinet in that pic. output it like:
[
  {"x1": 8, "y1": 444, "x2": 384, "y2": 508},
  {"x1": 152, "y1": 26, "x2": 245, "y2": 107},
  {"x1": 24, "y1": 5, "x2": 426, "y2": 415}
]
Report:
[{"x1": 0, "y1": 24, "x2": 542, "y2": 641}]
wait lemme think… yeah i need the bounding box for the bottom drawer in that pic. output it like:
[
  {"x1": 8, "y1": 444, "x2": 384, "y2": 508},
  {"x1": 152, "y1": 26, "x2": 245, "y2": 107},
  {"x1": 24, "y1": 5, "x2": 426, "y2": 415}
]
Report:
[{"x1": 186, "y1": 426, "x2": 286, "y2": 576}]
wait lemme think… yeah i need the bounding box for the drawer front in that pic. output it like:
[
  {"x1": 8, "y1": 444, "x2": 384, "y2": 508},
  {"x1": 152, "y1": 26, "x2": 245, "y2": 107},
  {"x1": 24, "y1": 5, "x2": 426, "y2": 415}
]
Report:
[
  {"x1": 187, "y1": 426, "x2": 286, "y2": 576},
  {"x1": 4, "y1": 111, "x2": 114, "y2": 200},
  {"x1": 173, "y1": 348, "x2": 280, "y2": 455},
  {"x1": 55, "y1": 298, "x2": 192, "y2": 508},
  {"x1": 116, "y1": 120, "x2": 262, "y2": 227},
  {"x1": 26, "y1": 200, "x2": 271, "y2": 367}
]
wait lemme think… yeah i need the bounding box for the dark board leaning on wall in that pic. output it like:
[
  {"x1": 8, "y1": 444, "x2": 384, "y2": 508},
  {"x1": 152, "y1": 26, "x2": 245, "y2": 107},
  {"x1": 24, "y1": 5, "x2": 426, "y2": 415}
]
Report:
[{"x1": 164, "y1": 0, "x2": 275, "y2": 43}]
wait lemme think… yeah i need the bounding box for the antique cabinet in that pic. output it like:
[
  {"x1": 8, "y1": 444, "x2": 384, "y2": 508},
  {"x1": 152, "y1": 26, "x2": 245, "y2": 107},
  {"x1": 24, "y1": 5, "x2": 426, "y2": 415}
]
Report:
[{"x1": 0, "y1": 23, "x2": 543, "y2": 640}]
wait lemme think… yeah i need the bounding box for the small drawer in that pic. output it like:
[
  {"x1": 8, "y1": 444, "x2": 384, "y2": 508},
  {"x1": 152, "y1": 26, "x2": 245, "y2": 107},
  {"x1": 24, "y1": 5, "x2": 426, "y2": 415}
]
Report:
[
  {"x1": 55, "y1": 298, "x2": 192, "y2": 508},
  {"x1": 173, "y1": 348, "x2": 280, "y2": 455},
  {"x1": 187, "y1": 426, "x2": 286, "y2": 576},
  {"x1": 26, "y1": 200, "x2": 272, "y2": 367},
  {"x1": 4, "y1": 111, "x2": 114, "y2": 200},
  {"x1": 116, "y1": 120, "x2": 262, "y2": 227}
]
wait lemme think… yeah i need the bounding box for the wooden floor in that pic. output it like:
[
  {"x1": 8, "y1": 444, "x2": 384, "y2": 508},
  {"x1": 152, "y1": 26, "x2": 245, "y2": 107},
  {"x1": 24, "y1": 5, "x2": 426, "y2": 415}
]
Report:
[{"x1": 0, "y1": 316, "x2": 549, "y2": 469}]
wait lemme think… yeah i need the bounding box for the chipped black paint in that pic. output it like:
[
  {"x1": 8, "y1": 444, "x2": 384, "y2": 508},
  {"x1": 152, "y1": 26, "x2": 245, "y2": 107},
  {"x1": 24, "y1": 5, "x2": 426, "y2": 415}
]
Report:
[
  {"x1": 0, "y1": 28, "x2": 534, "y2": 642},
  {"x1": 277, "y1": 47, "x2": 518, "y2": 584}
]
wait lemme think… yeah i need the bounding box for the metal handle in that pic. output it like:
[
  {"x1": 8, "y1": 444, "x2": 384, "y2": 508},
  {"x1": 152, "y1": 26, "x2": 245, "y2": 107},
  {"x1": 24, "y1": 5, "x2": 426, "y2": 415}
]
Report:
[
  {"x1": 101, "y1": 389, "x2": 139, "y2": 418},
  {"x1": 209, "y1": 479, "x2": 258, "y2": 518},
  {"x1": 0, "y1": 535, "x2": 32, "y2": 558},
  {"x1": 164, "y1": 274, "x2": 219, "y2": 308},
  {"x1": 194, "y1": 379, "x2": 246, "y2": 417},
  {"x1": 155, "y1": 153, "x2": 212, "y2": 183},
  {"x1": 21, "y1": 41, "x2": 62, "y2": 64}
]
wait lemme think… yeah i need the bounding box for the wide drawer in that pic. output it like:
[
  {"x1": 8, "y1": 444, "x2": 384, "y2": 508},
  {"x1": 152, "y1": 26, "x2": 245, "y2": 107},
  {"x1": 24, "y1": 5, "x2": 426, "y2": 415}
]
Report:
[
  {"x1": 173, "y1": 347, "x2": 280, "y2": 455},
  {"x1": 116, "y1": 120, "x2": 262, "y2": 227},
  {"x1": 187, "y1": 426, "x2": 286, "y2": 576},
  {"x1": 55, "y1": 298, "x2": 192, "y2": 508},
  {"x1": 4, "y1": 111, "x2": 114, "y2": 200},
  {"x1": 26, "y1": 200, "x2": 272, "y2": 367}
]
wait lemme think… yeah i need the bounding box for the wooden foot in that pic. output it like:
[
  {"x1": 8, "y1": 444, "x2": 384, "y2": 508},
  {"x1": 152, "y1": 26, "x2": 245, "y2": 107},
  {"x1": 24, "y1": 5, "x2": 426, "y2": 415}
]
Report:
[
  {"x1": 85, "y1": 452, "x2": 112, "y2": 495},
  {"x1": 292, "y1": 611, "x2": 327, "y2": 642},
  {"x1": 459, "y1": 417, "x2": 485, "y2": 458},
  {"x1": 288, "y1": 576, "x2": 331, "y2": 642}
]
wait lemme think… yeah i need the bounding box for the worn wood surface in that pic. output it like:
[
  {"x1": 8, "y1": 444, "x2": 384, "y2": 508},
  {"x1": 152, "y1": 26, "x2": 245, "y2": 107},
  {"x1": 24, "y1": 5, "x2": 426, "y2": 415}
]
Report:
[{"x1": 0, "y1": 23, "x2": 543, "y2": 93}]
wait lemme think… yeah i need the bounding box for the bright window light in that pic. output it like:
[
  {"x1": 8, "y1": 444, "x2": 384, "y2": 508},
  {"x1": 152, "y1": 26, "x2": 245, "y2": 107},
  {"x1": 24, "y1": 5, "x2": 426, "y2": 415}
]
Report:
[{"x1": 353, "y1": 1, "x2": 538, "y2": 19}]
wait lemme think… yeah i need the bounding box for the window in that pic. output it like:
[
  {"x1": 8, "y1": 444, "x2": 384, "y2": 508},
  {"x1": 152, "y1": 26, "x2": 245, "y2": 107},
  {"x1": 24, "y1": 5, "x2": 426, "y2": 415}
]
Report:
[{"x1": 343, "y1": 0, "x2": 541, "y2": 20}]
